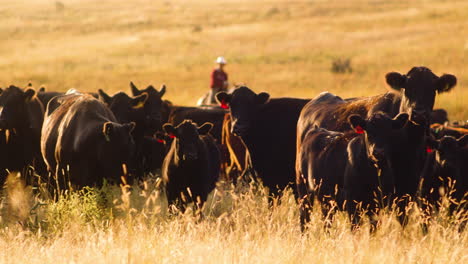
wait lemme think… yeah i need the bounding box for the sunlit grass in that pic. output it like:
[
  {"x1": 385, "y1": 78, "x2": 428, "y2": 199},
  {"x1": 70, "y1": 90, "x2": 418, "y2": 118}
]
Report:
[{"x1": 0, "y1": 173, "x2": 466, "y2": 263}]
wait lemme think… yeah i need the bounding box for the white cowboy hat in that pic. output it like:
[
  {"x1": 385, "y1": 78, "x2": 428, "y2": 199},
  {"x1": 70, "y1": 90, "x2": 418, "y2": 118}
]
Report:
[{"x1": 216, "y1": 56, "x2": 227, "y2": 64}]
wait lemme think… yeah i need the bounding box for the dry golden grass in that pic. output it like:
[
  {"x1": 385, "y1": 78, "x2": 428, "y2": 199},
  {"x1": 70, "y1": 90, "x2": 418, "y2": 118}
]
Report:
[
  {"x1": 0, "y1": 174, "x2": 467, "y2": 264},
  {"x1": 1, "y1": 0, "x2": 468, "y2": 263}
]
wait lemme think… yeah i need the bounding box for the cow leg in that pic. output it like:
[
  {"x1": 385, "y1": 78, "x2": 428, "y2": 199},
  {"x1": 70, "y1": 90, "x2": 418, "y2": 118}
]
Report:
[
  {"x1": 299, "y1": 195, "x2": 313, "y2": 232},
  {"x1": 396, "y1": 196, "x2": 411, "y2": 228},
  {"x1": 347, "y1": 200, "x2": 362, "y2": 232},
  {"x1": 297, "y1": 175, "x2": 313, "y2": 232},
  {"x1": 229, "y1": 165, "x2": 239, "y2": 186},
  {"x1": 194, "y1": 196, "x2": 205, "y2": 222},
  {"x1": 321, "y1": 197, "x2": 337, "y2": 230},
  {"x1": 54, "y1": 163, "x2": 71, "y2": 196},
  {"x1": 417, "y1": 195, "x2": 432, "y2": 235},
  {"x1": 21, "y1": 166, "x2": 35, "y2": 187},
  {"x1": 166, "y1": 189, "x2": 178, "y2": 215}
]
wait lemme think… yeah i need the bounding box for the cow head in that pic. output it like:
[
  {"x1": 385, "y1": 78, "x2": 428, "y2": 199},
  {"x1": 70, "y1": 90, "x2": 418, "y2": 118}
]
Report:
[
  {"x1": 349, "y1": 112, "x2": 409, "y2": 168},
  {"x1": 432, "y1": 135, "x2": 468, "y2": 171},
  {"x1": 130, "y1": 82, "x2": 166, "y2": 134},
  {"x1": 102, "y1": 121, "x2": 136, "y2": 181},
  {"x1": 385, "y1": 66, "x2": 456, "y2": 121},
  {"x1": 163, "y1": 120, "x2": 213, "y2": 161},
  {"x1": 98, "y1": 89, "x2": 148, "y2": 136},
  {"x1": 216, "y1": 86, "x2": 269, "y2": 138},
  {"x1": 0, "y1": 85, "x2": 37, "y2": 129}
]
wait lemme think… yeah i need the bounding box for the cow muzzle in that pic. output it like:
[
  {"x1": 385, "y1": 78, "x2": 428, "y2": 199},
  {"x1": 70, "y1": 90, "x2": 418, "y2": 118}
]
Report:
[{"x1": 411, "y1": 109, "x2": 429, "y2": 125}]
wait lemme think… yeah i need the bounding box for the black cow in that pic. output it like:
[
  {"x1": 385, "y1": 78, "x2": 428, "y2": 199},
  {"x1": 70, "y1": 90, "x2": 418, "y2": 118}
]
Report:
[
  {"x1": 344, "y1": 112, "x2": 427, "y2": 231},
  {"x1": 297, "y1": 67, "x2": 456, "y2": 142},
  {"x1": 41, "y1": 94, "x2": 136, "y2": 189},
  {"x1": 98, "y1": 90, "x2": 148, "y2": 137},
  {"x1": 161, "y1": 100, "x2": 173, "y2": 124},
  {"x1": 420, "y1": 135, "x2": 468, "y2": 213},
  {"x1": 130, "y1": 82, "x2": 166, "y2": 135},
  {"x1": 216, "y1": 86, "x2": 310, "y2": 196},
  {"x1": 296, "y1": 127, "x2": 357, "y2": 230},
  {"x1": 162, "y1": 120, "x2": 220, "y2": 214},
  {"x1": 37, "y1": 90, "x2": 63, "y2": 108},
  {"x1": 98, "y1": 89, "x2": 157, "y2": 178},
  {"x1": 430, "y1": 109, "x2": 449, "y2": 125},
  {"x1": 140, "y1": 134, "x2": 171, "y2": 175},
  {"x1": 37, "y1": 87, "x2": 98, "y2": 113},
  {"x1": 0, "y1": 85, "x2": 45, "y2": 186},
  {"x1": 430, "y1": 123, "x2": 468, "y2": 139},
  {"x1": 168, "y1": 106, "x2": 227, "y2": 143}
]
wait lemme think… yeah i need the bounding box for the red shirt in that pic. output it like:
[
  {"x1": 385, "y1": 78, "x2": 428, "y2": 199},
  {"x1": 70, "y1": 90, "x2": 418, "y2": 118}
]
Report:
[{"x1": 210, "y1": 68, "x2": 228, "y2": 89}]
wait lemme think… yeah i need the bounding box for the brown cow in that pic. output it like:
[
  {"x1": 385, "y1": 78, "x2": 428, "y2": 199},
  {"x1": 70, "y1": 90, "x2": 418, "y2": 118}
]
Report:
[
  {"x1": 221, "y1": 113, "x2": 253, "y2": 184},
  {"x1": 41, "y1": 94, "x2": 136, "y2": 189}
]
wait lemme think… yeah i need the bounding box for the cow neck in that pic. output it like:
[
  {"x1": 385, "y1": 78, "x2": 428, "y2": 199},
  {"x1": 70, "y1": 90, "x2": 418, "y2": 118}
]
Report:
[
  {"x1": 391, "y1": 123, "x2": 426, "y2": 195},
  {"x1": 398, "y1": 92, "x2": 412, "y2": 115}
]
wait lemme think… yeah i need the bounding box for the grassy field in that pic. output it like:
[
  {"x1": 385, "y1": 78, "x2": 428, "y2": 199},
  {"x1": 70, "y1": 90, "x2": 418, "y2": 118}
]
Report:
[
  {"x1": 1, "y1": 0, "x2": 468, "y2": 263},
  {"x1": 1, "y1": 173, "x2": 467, "y2": 263}
]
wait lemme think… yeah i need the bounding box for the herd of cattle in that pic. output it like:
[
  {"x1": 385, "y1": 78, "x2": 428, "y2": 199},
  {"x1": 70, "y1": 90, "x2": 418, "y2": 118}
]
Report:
[{"x1": 0, "y1": 66, "x2": 466, "y2": 231}]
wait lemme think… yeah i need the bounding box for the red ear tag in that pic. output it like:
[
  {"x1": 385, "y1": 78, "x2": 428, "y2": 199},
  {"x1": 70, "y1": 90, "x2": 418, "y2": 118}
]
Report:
[
  {"x1": 169, "y1": 133, "x2": 176, "y2": 139},
  {"x1": 426, "y1": 146, "x2": 433, "y2": 153},
  {"x1": 355, "y1": 125, "x2": 364, "y2": 134},
  {"x1": 220, "y1": 99, "x2": 229, "y2": 109},
  {"x1": 157, "y1": 139, "x2": 165, "y2": 144}
]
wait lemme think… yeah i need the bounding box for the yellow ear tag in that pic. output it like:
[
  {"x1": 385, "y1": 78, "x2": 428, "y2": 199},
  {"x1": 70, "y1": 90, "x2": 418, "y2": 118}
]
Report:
[
  {"x1": 5, "y1": 129, "x2": 9, "y2": 144},
  {"x1": 132, "y1": 101, "x2": 145, "y2": 109},
  {"x1": 122, "y1": 163, "x2": 128, "y2": 175}
]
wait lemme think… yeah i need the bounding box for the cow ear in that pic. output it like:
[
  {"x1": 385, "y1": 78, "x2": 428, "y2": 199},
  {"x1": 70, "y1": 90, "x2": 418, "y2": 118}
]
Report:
[
  {"x1": 98, "y1": 89, "x2": 112, "y2": 105},
  {"x1": 159, "y1": 84, "x2": 166, "y2": 97},
  {"x1": 131, "y1": 93, "x2": 148, "y2": 109},
  {"x1": 255, "y1": 92, "x2": 270, "y2": 105},
  {"x1": 216, "y1": 91, "x2": 231, "y2": 104},
  {"x1": 154, "y1": 131, "x2": 168, "y2": 142},
  {"x1": 198, "y1": 122, "x2": 213, "y2": 135},
  {"x1": 130, "y1": 82, "x2": 140, "y2": 96},
  {"x1": 436, "y1": 74, "x2": 457, "y2": 94},
  {"x1": 39, "y1": 86, "x2": 45, "y2": 92},
  {"x1": 24, "y1": 88, "x2": 36, "y2": 101},
  {"x1": 392, "y1": 113, "x2": 409, "y2": 130},
  {"x1": 124, "y1": 122, "x2": 136, "y2": 133},
  {"x1": 349, "y1": 115, "x2": 366, "y2": 132},
  {"x1": 102, "y1": 122, "x2": 114, "y2": 142},
  {"x1": 163, "y1": 123, "x2": 177, "y2": 137},
  {"x1": 458, "y1": 135, "x2": 468, "y2": 148},
  {"x1": 386, "y1": 72, "x2": 407, "y2": 91}
]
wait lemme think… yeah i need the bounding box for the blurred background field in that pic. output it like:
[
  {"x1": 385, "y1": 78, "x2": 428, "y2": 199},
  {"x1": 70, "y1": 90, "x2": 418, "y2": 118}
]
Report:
[
  {"x1": 0, "y1": 0, "x2": 466, "y2": 119},
  {"x1": 0, "y1": 0, "x2": 467, "y2": 263}
]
